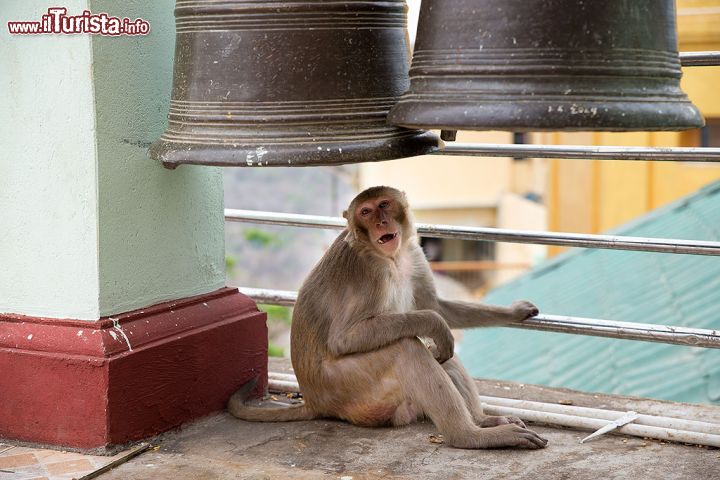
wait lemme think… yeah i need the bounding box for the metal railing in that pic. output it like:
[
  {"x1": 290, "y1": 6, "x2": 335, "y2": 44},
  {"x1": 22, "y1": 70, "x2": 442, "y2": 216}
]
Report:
[
  {"x1": 240, "y1": 288, "x2": 720, "y2": 350},
  {"x1": 438, "y1": 144, "x2": 720, "y2": 162},
  {"x1": 680, "y1": 51, "x2": 720, "y2": 66},
  {"x1": 225, "y1": 209, "x2": 720, "y2": 256},
  {"x1": 229, "y1": 50, "x2": 720, "y2": 351}
]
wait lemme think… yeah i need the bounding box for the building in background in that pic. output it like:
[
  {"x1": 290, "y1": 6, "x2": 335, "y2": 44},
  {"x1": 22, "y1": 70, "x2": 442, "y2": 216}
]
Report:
[
  {"x1": 459, "y1": 181, "x2": 720, "y2": 405},
  {"x1": 542, "y1": 0, "x2": 720, "y2": 255}
]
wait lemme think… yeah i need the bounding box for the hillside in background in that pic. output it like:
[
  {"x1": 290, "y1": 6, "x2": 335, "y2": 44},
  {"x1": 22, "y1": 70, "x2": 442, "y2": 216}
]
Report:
[{"x1": 224, "y1": 166, "x2": 357, "y2": 291}]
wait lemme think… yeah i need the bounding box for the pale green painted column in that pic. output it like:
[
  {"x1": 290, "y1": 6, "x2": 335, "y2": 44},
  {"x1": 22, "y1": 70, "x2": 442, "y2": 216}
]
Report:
[
  {"x1": 0, "y1": 0, "x2": 226, "y2": 319},
  {"x1": 89, "y1": 0, "x2": 225, "y2": 316}
]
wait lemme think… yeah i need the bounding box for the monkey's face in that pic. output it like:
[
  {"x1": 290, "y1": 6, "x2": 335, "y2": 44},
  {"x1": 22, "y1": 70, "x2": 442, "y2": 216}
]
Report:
[{"x1": 354, "y1": 196, "x2": 403, "y2": 257}]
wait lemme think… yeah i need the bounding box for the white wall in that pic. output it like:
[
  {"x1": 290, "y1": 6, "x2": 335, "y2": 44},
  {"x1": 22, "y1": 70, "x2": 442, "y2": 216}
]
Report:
[
  {"x1": 0, "y1": 0, "x2": 101, "y2": 319},
  {"x1": 495, "y1": 193, "x2": 548, "y2": 285},
  {"x1": 359, "y1": 131, "x2": 513, "y2": 210}
]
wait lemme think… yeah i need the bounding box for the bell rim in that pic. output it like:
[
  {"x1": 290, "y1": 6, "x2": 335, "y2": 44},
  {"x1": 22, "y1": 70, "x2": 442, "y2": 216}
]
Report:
[
  {"x1": 148, "y1": 130, "x2": 441, "y2": 168},
  {"x1": 387, "y1": 100, "x2": 705, "y2": 133}
]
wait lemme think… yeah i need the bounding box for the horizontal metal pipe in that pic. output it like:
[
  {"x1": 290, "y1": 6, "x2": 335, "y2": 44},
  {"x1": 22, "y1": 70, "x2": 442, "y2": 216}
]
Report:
[
  {"x1": 225, "y1": 209, "x2": 720, "y2": 256},
  {"x1": 438, "y1": 143, "x2": 720, "y2": 162},
  {"x1": 240, "y1": 287, "x2": 298, "y2": 307},
  {"x1": 239, "y1": 287, "x2": 720, "y2": 349},
  {"x1": 506, "y1": 314, "x2": 720, "y2": 348},
  {"x1": 680, "y1": 51, "x2": 720, "y2": 67}
]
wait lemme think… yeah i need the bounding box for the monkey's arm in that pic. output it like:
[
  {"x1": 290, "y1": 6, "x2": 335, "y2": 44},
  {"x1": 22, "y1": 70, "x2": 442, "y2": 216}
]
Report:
[
  {"x1": 437, "y1": 299, "x2": 539, "y2": 329},
  {"x1": 327, "y1": 310, "x2": 454, "y2": 362},
  {"x1": 410, "y1": 250, "x2": 538, "y2": 329}
]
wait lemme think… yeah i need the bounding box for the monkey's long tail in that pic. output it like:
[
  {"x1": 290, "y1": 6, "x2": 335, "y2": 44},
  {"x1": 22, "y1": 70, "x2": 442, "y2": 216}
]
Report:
[{"x1": 227, "y1": 377, "x2": 315, "y2": 422}]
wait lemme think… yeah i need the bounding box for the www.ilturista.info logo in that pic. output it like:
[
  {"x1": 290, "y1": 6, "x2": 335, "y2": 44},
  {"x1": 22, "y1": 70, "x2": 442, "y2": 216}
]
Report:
[{"x1": 8, "y1": 8, "x2": 150, "y2": 36}]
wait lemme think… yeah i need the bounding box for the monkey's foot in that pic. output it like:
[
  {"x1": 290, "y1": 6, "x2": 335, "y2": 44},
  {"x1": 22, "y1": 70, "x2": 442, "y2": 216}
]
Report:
[
  {"x1": 479, "y1": 415, "x2": 526, "y2": 429},
  {"x1": 448, "y1": 424, "x2": 548, "y2": 449},
  {"x1": 510, "y1": 300, "x2": 539, "y2": 321}
]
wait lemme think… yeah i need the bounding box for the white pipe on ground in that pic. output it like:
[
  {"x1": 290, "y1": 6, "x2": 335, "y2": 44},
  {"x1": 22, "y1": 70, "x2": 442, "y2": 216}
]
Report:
[
  {"x1": 268, "y1": 372, "x2": 297, "y2": 382},
  {"x1": 481, "y1": 404, "x2": 720, "y2": 448},
  {"x1": 267, "y1": 379, "x2": 299, "y2": 392},
  {"x1": 266, "y1": 372, "x2": 720, "y2": 447},
  {"x1": 477, "y1": 395, "x2": 720, "y2": 435}
]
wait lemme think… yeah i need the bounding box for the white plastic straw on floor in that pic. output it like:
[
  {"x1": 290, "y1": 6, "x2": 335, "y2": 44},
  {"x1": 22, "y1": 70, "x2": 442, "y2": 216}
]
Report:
[{"x1": 267, "y1": 372, "x2": 720, "y2": 447}]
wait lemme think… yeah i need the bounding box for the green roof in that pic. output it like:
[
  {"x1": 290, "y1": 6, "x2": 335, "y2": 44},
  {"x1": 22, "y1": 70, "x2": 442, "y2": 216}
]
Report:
[{"x1": 458, "y1": 180, "x2": 720, "y2": 405}]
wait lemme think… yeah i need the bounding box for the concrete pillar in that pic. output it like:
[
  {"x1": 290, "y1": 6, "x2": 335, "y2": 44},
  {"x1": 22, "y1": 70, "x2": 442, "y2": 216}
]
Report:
[{"x1": 0, "y1": 0, "x2": 267, "y2": 449}]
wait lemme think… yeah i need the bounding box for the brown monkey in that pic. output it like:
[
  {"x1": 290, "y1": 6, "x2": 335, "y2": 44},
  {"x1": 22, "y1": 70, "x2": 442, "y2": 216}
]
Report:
[{"x1": 229, "y1": 186, "x2": 548, "y2": 449}]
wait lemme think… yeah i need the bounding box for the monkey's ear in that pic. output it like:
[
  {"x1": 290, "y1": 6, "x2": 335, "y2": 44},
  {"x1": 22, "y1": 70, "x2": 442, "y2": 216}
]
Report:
[
  {"x1": 342, "y1": 210, "x2": 349, "y2": 220},
  {"x1": 344, "y1": 228, "x2": 356, "y2": 244}
]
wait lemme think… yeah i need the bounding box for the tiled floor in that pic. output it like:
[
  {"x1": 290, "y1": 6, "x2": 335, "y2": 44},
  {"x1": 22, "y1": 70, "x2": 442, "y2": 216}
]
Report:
[{"x1": 0, "y1": 443, "x2": 148, "y2": 480}]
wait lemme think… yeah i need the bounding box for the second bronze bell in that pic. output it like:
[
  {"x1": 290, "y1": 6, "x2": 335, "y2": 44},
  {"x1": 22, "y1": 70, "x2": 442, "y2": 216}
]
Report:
[
  {"x1": 150, "y1": 0, "x2": 439, "y2": 168},
  {"x1": 388, "y1": 0, "x2": 704, "y2": 133}
]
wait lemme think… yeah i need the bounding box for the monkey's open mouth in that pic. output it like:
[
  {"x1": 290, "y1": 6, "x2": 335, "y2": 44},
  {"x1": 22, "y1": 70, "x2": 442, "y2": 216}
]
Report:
[{"x1": 377, "y1": 233, "x2": 398, "y2": 245}]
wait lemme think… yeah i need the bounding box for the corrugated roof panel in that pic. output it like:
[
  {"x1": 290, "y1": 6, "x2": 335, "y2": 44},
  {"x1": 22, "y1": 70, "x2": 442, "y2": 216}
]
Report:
[{"x1": 458, "y1": 180, "x2": 720, "y2": 405}]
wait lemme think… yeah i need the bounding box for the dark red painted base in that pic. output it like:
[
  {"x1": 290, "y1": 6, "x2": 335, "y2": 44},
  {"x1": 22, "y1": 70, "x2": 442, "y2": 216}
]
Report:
[{"x1": 0, "y1": 288, "x2": 267, "y2": 450}]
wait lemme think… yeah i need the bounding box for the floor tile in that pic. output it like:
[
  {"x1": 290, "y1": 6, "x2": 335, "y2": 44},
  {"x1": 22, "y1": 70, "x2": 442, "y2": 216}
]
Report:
[
  {"x1": 0, "y1": 454, "x2": 36, "y2": 469},
  {"x1": 0, "y1": 443, "x2": 148, "y2": 480},
  {"x1": 45, "y1": 459, "x2": 93, "y2": 476},
  {"x1": 0, "y1": 463, "x2": 46, "y2": 480}
]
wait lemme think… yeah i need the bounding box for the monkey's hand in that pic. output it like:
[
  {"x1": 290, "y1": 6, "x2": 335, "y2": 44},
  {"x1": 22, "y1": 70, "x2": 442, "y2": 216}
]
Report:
[
  {"x1": 510, "y1": 300, "x2": 539, "y2": 321},
  {"x1": 429, "y1": 323, "x2": 455, "y2": 364}
]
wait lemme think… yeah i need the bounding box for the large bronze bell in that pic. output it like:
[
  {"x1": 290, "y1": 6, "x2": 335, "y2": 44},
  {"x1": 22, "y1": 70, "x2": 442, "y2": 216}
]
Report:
[
  {"x1": 388, "y1": 0, "x2": 705, "y2": 134},
  {"x1": 149, "y1": 0, "x2": 438, "y2": 168}
]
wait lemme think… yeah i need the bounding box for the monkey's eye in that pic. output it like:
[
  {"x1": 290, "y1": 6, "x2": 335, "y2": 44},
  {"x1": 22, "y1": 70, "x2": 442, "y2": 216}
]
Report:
[
  {"x1": 379, "y1": 201, "x2": 389, "y2": 209},
  {"x1": 360, "y1": 208, "x2": 371, "y2": 216}
]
